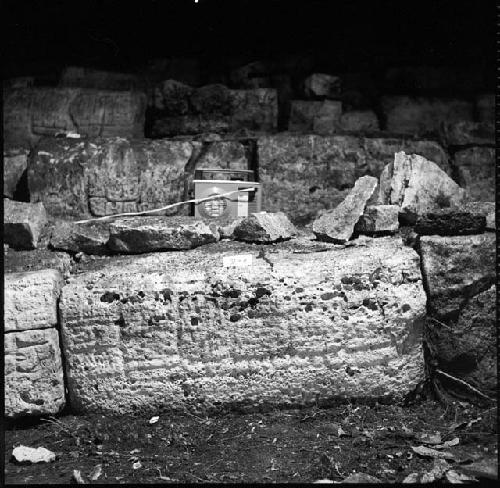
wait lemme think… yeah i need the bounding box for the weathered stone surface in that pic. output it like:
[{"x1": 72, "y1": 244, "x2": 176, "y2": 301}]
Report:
[
  {"x1": 5, "y1": 269, "x2": 64, "y2": 332},
  {"x1": 4, "y1": 199, "x2": 48, "y2": 250},
  {"x1": 3, "y1": 148, "x2": 29, "y2": 198},
  {"x1": 384, "y1": 66, "x2": 486, "y2": 94},
  {"x1": 288, "y1": 100, "x2": 342, "y2": 133},
  {"x1": 150, "y1": 79, "x2": 193, "y2": 112},
  {"x1": 304, "y1": 73, "x2": 341, "y2": 99},
  {"x1": 258, "y1": 134, "x2": 450, "y2": 225},
  {"x1": 381, "y1": 96, "x2": 474, "y2": 136},
  {"x1": 50, "y1": 220, "x2": 110, "y2": 255},
  {"x1": 151, "y1": 86, "x2": 277, "y2": 137},
  {"x1": 233, "y1": 212, "x2": 297, "y2": 243},
  {"x1": 108, "y1": 216, "x2": 220, "y2": 253},
  {"x1": 419, "y1": 234, "x2": 495, "y2": 320},
  {"x1": 3, "y1": 76, "x2": 34, "y2": 89},
  {"x1": 59, "y1": 66, "x2": 142, "y2": 91},
  {"x1": 59, "y1": 237, "x2": 426, "y2": 414},
  {"x1": 4, "y1": 248, "x2": 71, "y2": 275},
  {"x1": 5, "y1": 328, "x2": 65, "y2": 418},
  {"x1": 29, "y1": 137, "x2": 200, "y2": 218},
  {"x1": 342, "y1": 473, "x2": 382, "y2": 484},
  {"x1": 194, "y1": 140, "x2": 249, "y2": 171},
  {"x1": 426, "y1": 286, "x2": 496, "y2": 398},
  {"x1": 355, "y1": 205, "x2": 399, "y2": 235},
  {"x1": 339, "y1": 110, "x2": 380, "y2": 132},
  {"x1": 459, "y1": 201, "x2": 495, "y2": 231},
  {"x1": 313, "y1": 176, "x2": 378, "y2": 243},
  {"x1": 230, "y1": 61, "x2": 273, "y2": 89},
  {"x1": 453, "y1": 147, "x2": 495, "y2": 201},
  {"x1": 440, "y1": 121, "x2": 494, "y2": 147},
  {"x1": 3, "y1": 87, "x2": 147, "y2": 146},
  {"x1": 415, "y1": 210, "x2": 486, "y2": 236},
  {"x1": 378, "y1": 152, "x2": 466, "y2": 225},
  {"x1": 11, "y1": 445, "x2": 57, "y2": 464},
  {"x1": 476, "y1": 94, "x2": 494, "y2": 122}
]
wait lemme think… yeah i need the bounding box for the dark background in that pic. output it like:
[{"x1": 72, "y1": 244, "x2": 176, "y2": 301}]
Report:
[{"x1": 2, "y1": 0, "x2": 496, "y2": 79}]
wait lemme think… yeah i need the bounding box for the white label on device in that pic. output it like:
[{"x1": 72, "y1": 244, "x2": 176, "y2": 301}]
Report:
[
  {"x1": 237, "y1": 191, "x2": 249, "y2": 217},
  {"x1": 223, "y1": 254, "x2": 253, "y2": 267}
]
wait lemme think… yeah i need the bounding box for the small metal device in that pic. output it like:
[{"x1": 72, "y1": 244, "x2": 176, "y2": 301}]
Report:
[{"x1": 193, "y1": 169, "x2": 261, "y2": 219}]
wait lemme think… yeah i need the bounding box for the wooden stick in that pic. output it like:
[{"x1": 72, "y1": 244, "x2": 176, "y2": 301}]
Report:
[{"x1": 435, "y1": 368, "x2": 494, "y2": 402}]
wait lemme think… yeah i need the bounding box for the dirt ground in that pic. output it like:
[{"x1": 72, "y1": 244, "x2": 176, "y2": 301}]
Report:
[{"x1": 4, "y1": 395, "x2": 497, "y2": 484}]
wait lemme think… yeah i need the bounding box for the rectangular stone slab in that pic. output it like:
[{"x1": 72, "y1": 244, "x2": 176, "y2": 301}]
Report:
[
  {"x1": 5, "y1": 269, "x2": 64, "y2": 332},
  {"x1": 5, "y1": 328, "x2": 66, "y2": 418},
  {"x1": 59, "y1": 237, "x2": 426, "y2": 414}
]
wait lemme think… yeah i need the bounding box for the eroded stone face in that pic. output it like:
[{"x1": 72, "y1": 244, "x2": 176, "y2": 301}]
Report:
[
  {"x1": 5, "y1": 328, "x2": 66, "y2": 418},
  {"x1": 4, "y1": 199, "x2": 48, "y2": 250},
  {"x1": 29, "y1": 137, "x2": 201, "y2": 218},
  {"x1": 5, "y1": 269, "x2": 64, "y2": 332},
  {"x1": 59, "y1": 237, "x2": 426, "y2": 414}
]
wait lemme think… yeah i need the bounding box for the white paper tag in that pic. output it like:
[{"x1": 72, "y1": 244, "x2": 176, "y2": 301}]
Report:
[{"x1": 222, "y1": 254, "x2": 253, "y2": 267}]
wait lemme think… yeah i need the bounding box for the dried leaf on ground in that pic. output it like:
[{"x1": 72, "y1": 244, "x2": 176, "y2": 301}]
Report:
[
  {"x1": 417, "y1": 432, "x2": 442, "y2": 445},
  {"x1": 89, "y1": 464, "x2": 102, "y2": 481},
  {"x1": 445, "y1": 470, "x2": 477, "y2": 483},
  {"x1": 71, "y1": 470, "x2": 86, "y2": 484}
]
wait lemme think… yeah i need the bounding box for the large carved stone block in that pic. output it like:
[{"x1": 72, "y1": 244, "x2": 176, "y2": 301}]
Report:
[{"x1": 59, "y1": 237, "x2": 426, "y2": 414}]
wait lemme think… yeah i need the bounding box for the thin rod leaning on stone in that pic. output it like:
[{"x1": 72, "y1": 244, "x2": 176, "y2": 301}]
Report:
[{"x1": 74, "y1": 188, "x2": 256, "y2": 224}]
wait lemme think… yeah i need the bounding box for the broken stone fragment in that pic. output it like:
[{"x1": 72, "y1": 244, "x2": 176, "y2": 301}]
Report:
[
  {"x1": 339, "y1": 110, "x2": 380, "y2": 132},
  {"x1": 3, "y1": 148, "x2": 28, "y2": 199},
  {"x1": 355, "y1": 205, "x2": 399, "y2": 235},
  {"x1": 312, "y1": 175, "x2": 378, "y2": 243},
  {"x1": 303, "y1": 73, "x2": 341, "y2": 99},
  {"x1": 107, "y1": 216, "x2": 220, "y2": 253},
  {"x1": 342, "y1": 473, "x2": 382, "y2": 483},
  {"x1": 11, "y1": 445, "x2": 56, "y2": 464},
  {"x1": 415, "y1": 210, "x2": 486, "y2": 236},
  {"x1": 232, "y1": 212, "x2": 297, "y2": 243},
  {"x1": 378, "y1": 152, "x2": 466, "y2": 225},
  {"x1": 50, "y1": 220, "x2": 110, "y2": 255},
  {"x1": 3, "y1": 199, "x2": 48, "y2": 250}
]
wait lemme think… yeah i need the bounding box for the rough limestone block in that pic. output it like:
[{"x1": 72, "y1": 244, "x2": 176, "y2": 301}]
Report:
[
  {"x1": 11, "y1": 445, "x2": 56, "y2": 464},
  {"x1": 453, "y1": 147, "x2": 495, "y2": 202},
  {"x1": 288, "y1": 100, "x2": 342, "y2": 133},
  {"x1": 59, "y1": 237, "x2": 426, "y2": 414},
  {"x1": 3, "y1": 87, "x2": 147, "y2": 147},
  {"x1": 4, "y1": 249, "x2": 71, "y2": 275},
  {"x1": 381, "y1": 96, "x2": 474, "y2": 136},
  {"x1": 415, "y1": 210, "x2": 486, "y2": 236},
  {"x1": 233, "y1": 212, "x2": 297, "y2": 243},
  {"x1": 151, "y1": 85, "x2": 277, "y2": 137},
  {"x1": 50, "y1": 220, "x2": 110, "y2": 255},
  {"x1": 29, "y1": 137, "x2": 201, "y2": 218},
  {"x1": 440, "y1": 121, "x2": 494, "y2": 147},
  {"x1": 4, "y1": 199, "x2": 48, "y2": 250},
  {"x1": 4, "y1": 269, "x2": 64, "y2": 332},
  {"x1": 108, "y1": 216, "x2": 220, "y2": 253},
  {"x1": 476, "y1": 94, "x2": 494, "y2": 123},
  {"x1": 340, "y1": 110, "x2": 380, "y2": 132},
  {"x1": 257, "y1": 134, "x2": 450, "y2": 225},
  {"x1": 59, "y1": 66, "x2": 142, "y2": 91},
  {"x1": 355, "y1": 205, "x2": 399, "y2": 235},
  {"x1": 5, "y1": 328, "x2": 65, "y2": 417},
  {"x1": 378, "y1": 152, "x2": 466, "y2": 225},
  {"x1": 419, "y1": 234, "x2": 495, "y2": 320},
  {"x1": 4, "y1": 148, "x2": 28, "y2": 198},
  {"x1": 304, "y1": 73, "x2": 341, "y2": 99},
  {"x1": 313, "y1": 176, "x2": 378, "y2": 243}
]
